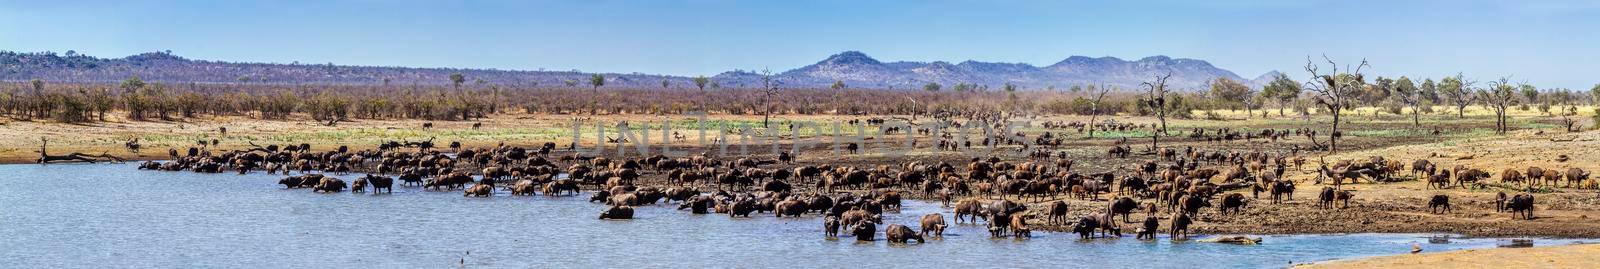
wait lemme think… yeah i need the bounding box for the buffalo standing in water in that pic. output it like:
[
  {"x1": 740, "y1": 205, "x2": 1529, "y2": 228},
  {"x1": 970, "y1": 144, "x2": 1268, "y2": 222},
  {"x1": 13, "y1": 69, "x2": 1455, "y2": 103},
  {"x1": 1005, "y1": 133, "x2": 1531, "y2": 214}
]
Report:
[
  {"x1": 1169, "y1": 212, "x2": 1193, "y2": 239},
  {"x1": 1136, "y1": 215, "x2": 1160, "y2": 240},
  {"x1": 919, "y1": 213, "x2": 947, "y2": 238},
  {"x1": 599, "y1": 206, "x2": 634, "y2": 220},
  {"x1": 851, "y1": 221, "x2": 876, "y2": 241},
  {"x1": 1072, "y1": 215, "x2": 1100, "y2": 239},
  {"x1": 510, "y1": 179, "x2": 538, "y2": 196},
  {"x1": 885, "y1": 224, "x2": 924, "y2": 244},
  {"x1": 823, "y1": 216, "x2": 841, "y2": 238},
  {"x1": 1010, "y1": 214, "x2": 1032, "y2": 238},
  {"x1": 312, "y1": 177, "x2": 347, "y2": 193},
  {"x1": 362, "y1": 174, "x2": 394, "y2": 193},
  {"x1": 350, "y1": 177, "x2": 368, "y2": 193},
  {"x1": 678, "y1": 196, "x2": 713, "y2": 214},
  {"x1": 464, "y1": 184, "x2": 492, "y2": 197}
]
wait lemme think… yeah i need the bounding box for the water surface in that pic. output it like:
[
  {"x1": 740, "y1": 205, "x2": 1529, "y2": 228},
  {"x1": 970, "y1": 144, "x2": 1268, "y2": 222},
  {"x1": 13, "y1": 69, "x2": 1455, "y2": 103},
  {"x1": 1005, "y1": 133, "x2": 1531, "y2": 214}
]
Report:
[{"x1": 0, "y1": 163, "x2": 1587, "y2": 268}]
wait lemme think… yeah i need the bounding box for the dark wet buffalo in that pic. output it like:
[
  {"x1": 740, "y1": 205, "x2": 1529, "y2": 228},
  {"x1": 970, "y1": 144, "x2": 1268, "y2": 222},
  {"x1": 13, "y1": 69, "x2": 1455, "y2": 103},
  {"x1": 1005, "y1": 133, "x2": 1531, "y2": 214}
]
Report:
[
  {"x1": 1072, "y1": 215, "x2": 1100, "y2": 239},
  {"x1": 1428, "y1": 194, "x2": 1450, "y2": 214},
  {"x1": 1507, "y1": 194, "x2": 1534, "y2": 220},
  {"x1": 1109, "y1": 197, "x2": 1138, "y2": 222},
  {"x1": 1136, "y1": 215, "x2": 1159, "y2": 240},
  {"x1": 885, "y1": 224, "x2": 924, "y2": 244},
  {"x1": 1219, "y1": 193, "x2": 1247, "y2": 215},
  {"x1": 851, "y1": 220, "x2": 876, "y2": 241},
  {"x1": 823, "y1": 216, "x2": 841, "y2": 238},
  {"x1": 599, "y1": 205, "x2": 634, "y2": 220}
]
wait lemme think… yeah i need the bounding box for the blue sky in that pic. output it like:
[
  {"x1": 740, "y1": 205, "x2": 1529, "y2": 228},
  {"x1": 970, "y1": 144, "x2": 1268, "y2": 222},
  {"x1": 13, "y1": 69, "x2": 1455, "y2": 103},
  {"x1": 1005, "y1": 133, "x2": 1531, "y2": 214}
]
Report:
[{"x1": 3, "y1": 0, "x2": 1597, "y2": 88}]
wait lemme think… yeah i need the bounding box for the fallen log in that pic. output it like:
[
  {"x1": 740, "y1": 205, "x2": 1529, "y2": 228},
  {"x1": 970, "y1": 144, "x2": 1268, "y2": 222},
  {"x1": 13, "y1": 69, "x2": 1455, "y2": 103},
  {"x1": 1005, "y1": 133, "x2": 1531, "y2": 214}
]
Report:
[
  {"x1": 1201, "y1": 235, "x2": 1262, "y2": 245},
  {"x1": 35, "y1": 137, "x2": 124, "y2": 164}
]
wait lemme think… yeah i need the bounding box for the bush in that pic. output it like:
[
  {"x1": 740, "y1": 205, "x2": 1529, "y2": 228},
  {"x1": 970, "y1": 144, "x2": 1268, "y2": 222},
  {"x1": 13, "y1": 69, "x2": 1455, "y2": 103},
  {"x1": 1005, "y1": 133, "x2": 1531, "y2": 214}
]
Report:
[{"x1": 1592, "y1": 108, "x2": 1600, "y2": 130}]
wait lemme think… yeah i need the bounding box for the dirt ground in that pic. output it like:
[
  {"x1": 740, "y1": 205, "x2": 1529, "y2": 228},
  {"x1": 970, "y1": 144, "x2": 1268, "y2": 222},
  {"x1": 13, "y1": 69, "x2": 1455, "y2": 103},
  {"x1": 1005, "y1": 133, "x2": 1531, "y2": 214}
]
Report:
[
  {"x1": 1012, "y1": 126, "x2": 1600, "y2": 238},
  {"x1": 1296, "y1": 243, "x2": 1600, "y2": 268}
]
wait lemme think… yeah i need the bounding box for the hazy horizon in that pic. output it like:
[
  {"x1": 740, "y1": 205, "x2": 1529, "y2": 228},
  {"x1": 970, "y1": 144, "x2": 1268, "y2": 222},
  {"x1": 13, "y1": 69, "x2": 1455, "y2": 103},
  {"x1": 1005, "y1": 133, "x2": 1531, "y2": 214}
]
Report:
[{"x1": 4, "y1": 0, "x2": 1598, "y2": 89}]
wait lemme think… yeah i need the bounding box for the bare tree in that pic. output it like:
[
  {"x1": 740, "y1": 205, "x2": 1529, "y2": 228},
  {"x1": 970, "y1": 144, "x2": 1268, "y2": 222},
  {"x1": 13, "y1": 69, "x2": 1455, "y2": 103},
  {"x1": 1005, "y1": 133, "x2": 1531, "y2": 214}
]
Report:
[
  {"x1": 1480, "y1": 77, "x2": 1519, "y2": 134},
  {"x1": 1440, "y1": 73, "x2": 1476, "y2": 118},
  {"x1": 1303, "y1": 56, "x2": 1369, "y2": 154},
  {"x1": 1141, "y1": 73, "x2": 1173, "y2": 151},
  {"x1": 759, "y1": 69, "x2": 779, "y2": 128},
  {"x1": 1088, "y1": 83, "x2": 1110, "y2": 138}
]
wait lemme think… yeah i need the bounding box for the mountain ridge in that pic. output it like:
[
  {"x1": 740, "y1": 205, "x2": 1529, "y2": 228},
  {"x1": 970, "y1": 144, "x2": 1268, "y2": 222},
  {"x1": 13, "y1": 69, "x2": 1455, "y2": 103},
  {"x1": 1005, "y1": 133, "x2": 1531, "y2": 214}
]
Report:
[{"x1": 1, "y1": 50, "x2": 1271, "y2": 90}]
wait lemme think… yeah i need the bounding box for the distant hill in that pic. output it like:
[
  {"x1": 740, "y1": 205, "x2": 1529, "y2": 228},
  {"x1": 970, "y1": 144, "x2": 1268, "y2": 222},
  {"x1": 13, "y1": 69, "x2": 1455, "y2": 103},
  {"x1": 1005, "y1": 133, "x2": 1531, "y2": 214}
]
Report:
[{"x1": 1, "y1": 50, "x2": 1272, "y2": 90}]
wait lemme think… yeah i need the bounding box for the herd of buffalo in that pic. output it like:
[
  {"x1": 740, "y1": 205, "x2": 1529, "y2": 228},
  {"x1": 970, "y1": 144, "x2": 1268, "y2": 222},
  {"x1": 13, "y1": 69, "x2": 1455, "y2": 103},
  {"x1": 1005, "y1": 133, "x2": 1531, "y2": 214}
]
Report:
[{"x1": 133, "y1": 125, "x2": 1590, "y2": 244}]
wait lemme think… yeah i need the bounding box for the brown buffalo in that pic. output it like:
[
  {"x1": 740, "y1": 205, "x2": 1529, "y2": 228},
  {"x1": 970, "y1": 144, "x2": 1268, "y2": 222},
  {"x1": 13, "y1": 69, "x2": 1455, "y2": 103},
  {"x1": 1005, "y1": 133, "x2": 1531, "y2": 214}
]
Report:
[
  {"x1": 953, "y1": 198, "x2": 986, "y2": 223},
  {"x1": 885, "y1": 224, "x2": 924, "y2": 244},
  {"x1": 599, "y1": 205, "x2": 634, "y2": 219},
  {"x1": 1169, "y1": 212, "x2": 1193, "y2": 239},
  {"x1": 1567, "y1": 168, "x2": 1591, "y2": 188},
  {"x1": 350, "y1": 177, "x2": 368, "y2": 193},
  {"x1": 920, "y1": 213, "x2": 947, "y2": 238},
  {"x1": 510, "y1": 179, "x2": 538, "y2": 196},
  {"x1": 313, "y1": 177, "x2": 347, "y2": 193},
  {"x1": 1010, "y1": 214, "x2": 1031, "y2": 238},
  {"x1": 464, "y1": 183, "x2": 492, "y2": 197},
  {"x1": 775, "y1": 199, "x2": 808, "y2": 217},
  {"x1": 1501, "y1": 169, "x2": 1525, "y2": 186}
]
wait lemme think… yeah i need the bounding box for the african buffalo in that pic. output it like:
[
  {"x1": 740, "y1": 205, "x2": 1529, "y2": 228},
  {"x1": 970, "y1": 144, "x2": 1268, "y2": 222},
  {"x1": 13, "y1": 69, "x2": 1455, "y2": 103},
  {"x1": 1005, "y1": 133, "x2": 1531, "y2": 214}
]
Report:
[
  {"x1": 599, "y1": 206, "x2": 634, "y2": 220},
  {"x1": 885, "y1": 224, "x2": 924, "y2": 244},
  {"x1": 920, "y1": 213, "x2": 947, "y2": 238},
  {"x1": 1428, "y1": 194, "x2": 1450, "y2": 214}
]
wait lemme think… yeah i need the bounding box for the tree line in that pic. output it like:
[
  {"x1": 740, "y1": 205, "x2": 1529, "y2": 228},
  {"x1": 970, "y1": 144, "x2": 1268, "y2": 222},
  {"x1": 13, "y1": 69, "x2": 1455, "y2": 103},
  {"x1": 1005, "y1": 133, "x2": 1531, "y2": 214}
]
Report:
[{"x1": 4, "y1": 73, "x2": 1597, "y2": 127}]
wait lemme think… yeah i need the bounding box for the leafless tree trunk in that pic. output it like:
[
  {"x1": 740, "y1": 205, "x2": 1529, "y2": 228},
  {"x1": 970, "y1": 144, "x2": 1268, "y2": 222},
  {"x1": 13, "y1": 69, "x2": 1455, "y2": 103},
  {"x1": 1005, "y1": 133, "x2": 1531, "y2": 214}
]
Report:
[
  {"x1": 1142, "y1": 73, "x2": 1173, "y2": 151},
  {"x1": 1481, "y1": 77, "x2": 1520, "y2": 134},
  {"x1": 1087, "y1": 85, "x2": 1110, "y2": 139},
  {"x1": 1304, "y1": 56, "x2": 1369, "y2": 154},
  {"x1": 36, "y1": 137, "x2": 123, "y2": 163},
  {"x1": 760, "y1": 69, "x2": 778, "y2": 128}
]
